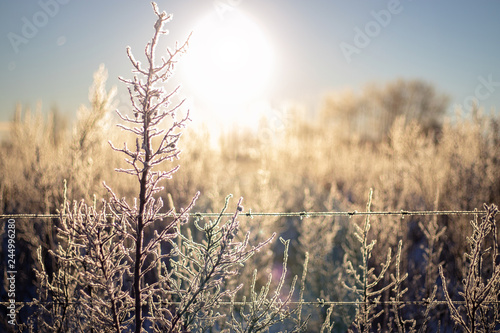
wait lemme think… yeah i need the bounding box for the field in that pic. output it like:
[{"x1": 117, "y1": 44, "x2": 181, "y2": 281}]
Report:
[{"x1": 1, "y1": 3, "x2": 500, "y2": 333}]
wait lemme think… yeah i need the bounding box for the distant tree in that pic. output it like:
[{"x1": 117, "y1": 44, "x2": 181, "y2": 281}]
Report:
[
  {"x1": 320, "y1": 78, "x2": 449, "y2": 141},
  {"x1": 368, "y1": 79, "x2": 449, "y2": 137}
]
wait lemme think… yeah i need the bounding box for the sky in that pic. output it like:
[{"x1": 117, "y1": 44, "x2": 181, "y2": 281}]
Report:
[{"x1": 1, "y1": 0, "x2": 500, "y2": 136}]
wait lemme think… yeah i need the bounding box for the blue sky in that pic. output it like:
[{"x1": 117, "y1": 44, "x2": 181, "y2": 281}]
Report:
[{"x1": 1, "y1": 0, "x2": 500, "y2": 131}]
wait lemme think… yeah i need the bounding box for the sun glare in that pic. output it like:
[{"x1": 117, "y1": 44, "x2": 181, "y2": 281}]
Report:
[{"x1": 182, "y1": 10, "x2": 274, "y2": 125}]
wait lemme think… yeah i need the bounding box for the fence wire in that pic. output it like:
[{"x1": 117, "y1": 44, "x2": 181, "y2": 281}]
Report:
[
  {"x1": 1, "y1": 300, "x2": 500, "y2": 307},
  {"x1": 0, "y1": 209, "x2": 486, "y2": 220},
  {"x1": 0, "y1": 209, "x2": 493, "y2": 309}
]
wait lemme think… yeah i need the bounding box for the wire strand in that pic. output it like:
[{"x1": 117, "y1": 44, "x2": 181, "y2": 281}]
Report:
[
  {"x1": 1, "y1": 208, "x2": 490, "y2": 309},
  {"x1": 1, "y1": 300, "x2": 498, "y2": 307},
  {"x1": 0, "y1": 209, "x2": 485, "y2": 220}
]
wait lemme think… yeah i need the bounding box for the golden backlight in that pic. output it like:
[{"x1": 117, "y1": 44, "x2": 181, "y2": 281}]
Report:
[{"x1": 183, "y1": 9, "x2": 274, "y2": 124}]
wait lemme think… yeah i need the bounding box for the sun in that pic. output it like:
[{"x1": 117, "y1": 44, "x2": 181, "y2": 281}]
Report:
[{"x1": 182, "y1": 10, "x2": 274, "y2": 124}]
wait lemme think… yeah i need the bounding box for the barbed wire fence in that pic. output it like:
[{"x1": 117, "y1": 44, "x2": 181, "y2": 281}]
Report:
[
  {"x1": 1, "y1": 208, "x2": 494, "y2": 309},
  {"x1": 0, "y1": 209, "x2": 486, "y2": 220}
]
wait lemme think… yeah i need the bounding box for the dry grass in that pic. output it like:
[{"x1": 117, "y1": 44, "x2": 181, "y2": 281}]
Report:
[{"x1": 0, "y1": 4, "x2": 499, "y2": 331}]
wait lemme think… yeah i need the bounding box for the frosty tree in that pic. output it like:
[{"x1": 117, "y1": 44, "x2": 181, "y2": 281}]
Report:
[{"x1": 28, "y1": 3, "x2": 306, "y2": 332}]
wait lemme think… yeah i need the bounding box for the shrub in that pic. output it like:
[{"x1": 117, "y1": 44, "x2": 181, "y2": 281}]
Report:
[{"x1": 25, "y1": 3, "x2": 302, "y2": 332}]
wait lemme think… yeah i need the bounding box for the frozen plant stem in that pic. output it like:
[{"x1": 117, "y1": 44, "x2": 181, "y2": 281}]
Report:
[
  {"x1": 107, "y1": 3, "x2": 192, "y2": 332},
  {"x1": 439, "y1": 204, "x2": 500, "y2": 333},
  {"x1": 343, "y1": 189, "x2": 395, "y2": 332}
]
